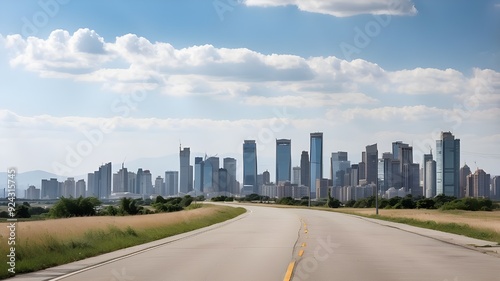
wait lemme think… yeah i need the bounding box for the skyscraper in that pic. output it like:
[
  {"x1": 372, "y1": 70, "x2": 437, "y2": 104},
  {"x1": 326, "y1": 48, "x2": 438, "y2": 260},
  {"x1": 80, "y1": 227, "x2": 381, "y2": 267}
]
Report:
[
  {"x1": 425, "y1": 159, "x2": 437, "y2": 198},
  {"x1": 164, "y1": 171, "x2": 179, "y2": 196},
  {"x1": 300, "y1": 151, "x2": 310, "y2": 187},
  {"x1": 113, "y1": 165, "x2": 128, "y2": 193},
  {"x1": 243, "y1": 140, "x2": 258, "y2": 193},
  {"x1": 276, "y1": 139, "x2": 292, "y2": 184},
  {"x1": 194, "y1": 157, "x2": 204, "y2": 193},
  {"x1": 142, "y1": 170, "x2": 153, "y2": 196},
  {"x1": 41, "y1": 178, "x2": 59, "y2": 199},
  {"x1": 98, "y1": 162, "x2": 112, "y2": 199},
  {"x1": 472, "y1": 169, "x2": 490, "y2": 198},
  {"x1": 331, "y1": 152, "x2": 350, "y2": 187},
  {"x1": 310, "y1": 132, "x2": 323, "y2": 194},
  {"x1": 365, "y1": 144, "x2": 378, "y2": 185},
  {"x1": 218, "y1": 168, "x2": 228, "y2": 194},
  {"x1": 204, "y1": 156, "x2": 220, "y2": 193},
  {"x1": 292, "y1": 166, "x2": 301, "y2": 185},
  {"x1": 422, "y1": 153, "x2": 433, "y2": 197},
  {"x1": 75, "y1": 179, "x2": 85, "y2": 197},
  {"x1": 154, "y1": 176, "x2": 164, "y2": 195},
  {"x1": 223, "y1": 157, "x2": 237, "y2": 195},
  {"x1": 460, "y1": 164, "x2": 471, "y2": 198},
  {"x1": 436, "y1": 132, "x2": 460, "y2": 197},
  {"x1": 179, "y1": 147, "x2": 191, "y2": 194}
]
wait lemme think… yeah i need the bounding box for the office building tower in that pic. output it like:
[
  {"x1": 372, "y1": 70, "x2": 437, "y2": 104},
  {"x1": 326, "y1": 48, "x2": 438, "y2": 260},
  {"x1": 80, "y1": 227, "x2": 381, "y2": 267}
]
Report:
[
  {"x1": 195, "y1": 157, "x2": 204, "y2": 193},
  {"x1": 492, "y1": 176, "x2": 500, "y2": 200},
  {"x1": 136, "y1": 168, "x2": 144, "y2": 195},
  {"x1": 142, "y1": 170, "x2": 153, "y2": 196},
  {"x1": 331, "y1": 152, "x2": 350, "y2": 187},
  {"x1": 350, "y1": 164, "x2": 359, "y2": 186},
  {"x1": 293, "y1": 167, "x2": 301, "y2": 185},
  {"x1": 471, "y1": 169, "x2": 490, "y2": 198},
  {"x1": 460, "y1": 164, "x2": 471, "y2": 198},
  {"x1": 365, "y1": 144, "x2": 378, "y2": 185},
  {"x1": 300, "y1": 151, "x2": 310, "y2": 187},
  {"x1": 392, "y1": 141, "x2": 409, "y2": 161},
  {"x1": 243, "y1": 140, "x2": 258, "y2": 193},
  {"x1": 204, "y1": 156, "x2": 220, "y2": 193},
  {"x1": 218, "y1": 168, "x2": 228, "y2": 194},
  {"x1": 422, "y1": 153, "x2": 433, "y2": 197},
  {"x1": 425, "y1": 160, "x2": 437, "y2": 198},
  {"x1": 25, "y1": 185, "x2": 41, "y2": 200},
  {"x1": 436, "y1": 132, "x2": 460, "y2": 197},
  {"x1": 276, "y1": 139, "x2": 292, "y2": 183},
  {"x1": 263, "y1": 170, "x2": 271, "y2": 185},
  {"x1": 75, "y1": 179, "x2": 86, "y2": 197},
  {"x1": 113, "y1": 165, "x2": 128, "y2": 193},
  {"x1": 165, "y1": 171, "x2": 179, "y2": 196},
  {"x1": 91, "y1": 162, "x2": 112, "y2": 199},
  {"x1": 224, "y1": 157, "x2": 237, "y2": 195},
  {"x1": 128, "y1": 172, "x2": 136, "y2": 194},
  {"x1": 310, "y1": 132, "x2": 323, "y2": 194},
  {"x1": 380, "y1": 153, "x2": 393, "y2": 193},
  {"x1": 180, "y1": 147, "x2": 191, "y2": 194},
  {"x1": 62, "y1": 177, "x2": 75, "y2": 198},
  {"x1": 154, "y1": 176, "x2": 164, "y2": 195}
]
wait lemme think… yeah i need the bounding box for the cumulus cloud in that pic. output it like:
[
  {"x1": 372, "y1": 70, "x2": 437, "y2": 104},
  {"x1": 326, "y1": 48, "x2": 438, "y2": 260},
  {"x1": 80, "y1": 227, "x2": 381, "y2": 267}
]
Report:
[
  {"x1": 2, "y1": 28, "x2": 499, "y2": 109},
  {"x1": 244, "y1": 0, "x2": 418, "y2": 17}
]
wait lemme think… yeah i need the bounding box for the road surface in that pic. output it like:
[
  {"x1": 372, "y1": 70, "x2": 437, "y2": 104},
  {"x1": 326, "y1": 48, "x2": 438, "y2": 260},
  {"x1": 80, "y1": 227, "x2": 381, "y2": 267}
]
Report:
[{"x1": 13, "y1": 204, "x2": 500, "y2": 281}]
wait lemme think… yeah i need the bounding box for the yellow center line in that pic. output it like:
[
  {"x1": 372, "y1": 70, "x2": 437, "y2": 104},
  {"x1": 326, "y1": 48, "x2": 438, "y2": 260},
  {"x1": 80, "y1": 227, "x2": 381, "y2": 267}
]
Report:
[
  {"x1": 301, "y1": 242, "x2": 306, "y2": 247},
  {"x1": 283, "y1": 261, "x2": 296, "y2": 281},
  {"x1": 298, "y1": 249, "x2": 304, "y2": 257}
]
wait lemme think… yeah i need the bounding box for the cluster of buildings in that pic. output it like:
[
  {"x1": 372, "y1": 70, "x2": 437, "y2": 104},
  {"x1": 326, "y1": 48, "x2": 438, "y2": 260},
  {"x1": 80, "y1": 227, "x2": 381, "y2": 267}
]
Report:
[{"x1": 28, "y1": 131, "x2": 499, "y2": 202}]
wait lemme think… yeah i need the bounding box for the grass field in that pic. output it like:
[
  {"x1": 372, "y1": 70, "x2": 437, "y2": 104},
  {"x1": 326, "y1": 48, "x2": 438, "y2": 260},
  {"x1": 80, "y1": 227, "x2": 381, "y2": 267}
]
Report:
[
  {"x1": 330, "y1": 208, "x2": 500, "y2": 244},
  {"x1": 0, "y1": 204, "x2": 245, "y2": 279}
]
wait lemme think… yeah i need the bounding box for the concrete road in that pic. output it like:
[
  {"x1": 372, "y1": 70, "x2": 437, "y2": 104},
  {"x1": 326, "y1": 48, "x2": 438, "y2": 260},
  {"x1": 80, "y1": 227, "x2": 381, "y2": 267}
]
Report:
[
  {"x1": 289, "y1": 208, "x2": 499, "y2": 281},
  {"x1": 13, "y1": 204, "x2": 500, "y2": 281}
]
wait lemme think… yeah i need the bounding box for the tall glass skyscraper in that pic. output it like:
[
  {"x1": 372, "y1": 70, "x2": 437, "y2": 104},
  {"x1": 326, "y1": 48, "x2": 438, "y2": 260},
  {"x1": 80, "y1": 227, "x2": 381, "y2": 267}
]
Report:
[
  {"x1": 309, "y1": 132, "x2": 323, "y2": 193},
  {"x1": 223, "y1": 157, "x2": 237, "y2": 195},
  {"x1": 436, "y1": 132, "x2": 460, "y2": 197},
  {"x1": 365, "y1": 144, "x2": 378, "y2": 185},
  {"x1": 194, "y1": 157, "x2": 204, "y2": 193},
  {"x1": 276, "y1": 139, "x2": 291, "y2": 184},
  {"x1": 243, "y1": 140, "x2": 258, "y2": 193},
  {"x1": 331, "y1": 151, "x2": 350, "y2": 187},
  {"x1": 179, "y1": 147, "x2": 190, "y2": 194}
]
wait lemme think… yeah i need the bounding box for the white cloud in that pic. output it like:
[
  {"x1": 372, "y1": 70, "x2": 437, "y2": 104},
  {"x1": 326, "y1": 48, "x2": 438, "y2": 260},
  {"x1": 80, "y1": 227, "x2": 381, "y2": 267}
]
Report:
[
  {"x1": 244, "y1": 0, "x2": 418, "y2": 17},
  {"x1": 3, "y1": 28, "x2": 499, "y2": 110}
]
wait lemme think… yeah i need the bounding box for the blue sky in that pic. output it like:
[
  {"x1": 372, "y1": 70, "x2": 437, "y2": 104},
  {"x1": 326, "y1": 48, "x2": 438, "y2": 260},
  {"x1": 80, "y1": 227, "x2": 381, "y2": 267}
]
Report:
[{"x1": 0, "y1": 0, "x2": 499, "y2": 183}]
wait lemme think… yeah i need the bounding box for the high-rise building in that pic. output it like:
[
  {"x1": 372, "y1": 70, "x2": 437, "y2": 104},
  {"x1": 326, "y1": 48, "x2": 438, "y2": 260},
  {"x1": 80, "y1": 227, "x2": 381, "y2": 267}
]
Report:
[
  {"x1": 87, "y1": 173, "x2": 96, "y2": 197},
  {"x1": 128, "y1": 172, "x2": 136, "y2": 194},
  {"x1": 179, "y1": 147, "x2": 191, "y2": 194},
  {"x1": 331, "y1": 152, "x2": 350, "y2": 187},
  {"x1": 263, "y1": 170, "x2": 270, "y2": 185},
  {"x1": 350, "y1": 164, "x2": 359, "y2": 186},
  {"x1": 381, "y1": 153, "x2": 392, "y2": 192},
  {"x1": 292, "y1": 167, "x2": 301, "y2": 185},
  {"x1": 365, "y1": 144, "x2": 378, "y2": 185},
  {"x1": 460, "y1": 164, "x2": 471, "y2": 198},
  {"x1": 392, "y1": 141, "x2": 409, "y2": 161},
  {"x1": 224, "y1": 157, "x2": 237, "y2": 195},
  {"x1": 154, "y1": 176, "x2": 164, "y2": 195},
  {"x1": 425, "y1": 159, "x2": 437, "y2": 198},
  {"x1": 165, "y1": 171, "x2": 179, "y2": 196},
  {"x1": 310, "y1": 132, "x2": 323, "y2": 194},
  {"x1": 94, "y1": 162, "x2": 112, "y2": 199},
  {"x1": 113, "y1": 165, "x2": 128, "y2": 193},
  {"x1": 300, "y1": 151, "x2": 310, "y2": 187},
  {"x1": 25, "y1": 185, "x2": 41, "y2": 200},
  {"x1": 62, "y1": 177, "x2": 75, "y2": 198},
  {"x1": 422, "y1": 153, "x2": 433, "y2": 197},
  {"x1": 142, "y1": 170, "x2": 153, "y2": 196},
  {"x1": 471, "y1": 169, "x2": 490, "y2": 198},
  {"x1": 492, "y1": 176, "x2": 500, "y2": 200},
  {"x1": 203, "y1": 156, "x2": 220, "y2": 193},
  {"x1": 75, "y1": 179, "x2": 85, "y2": 197},
  {"x1": 243, "y1": 140, "x2": 258, "y2": 193},
  {"x1": 436, "y1": 132, "x2": 460, "y2": 197},
  {"x1": 195, "y1": 157, "x2": 204, "y2": 193},
  {"x1": 276, "y1": 139, "x2": 292, "y2": 183},
  {"x1": 218, "y1": 168, "x2": 228, "y2": 194}
]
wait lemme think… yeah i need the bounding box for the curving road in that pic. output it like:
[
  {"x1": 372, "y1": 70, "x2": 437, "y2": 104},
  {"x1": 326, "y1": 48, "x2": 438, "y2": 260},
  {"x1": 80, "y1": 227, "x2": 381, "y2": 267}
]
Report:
[{"x1": 13, "y1": 204, "x2": 500, "y2": 281}]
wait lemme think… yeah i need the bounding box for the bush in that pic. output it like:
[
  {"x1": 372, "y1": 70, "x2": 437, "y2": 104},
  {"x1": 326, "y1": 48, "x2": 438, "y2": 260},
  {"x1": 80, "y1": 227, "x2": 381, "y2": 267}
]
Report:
[
  {"x1": 49, "y1": 196, "x2": 101, "y2": 218},
  {"x1": 441, "y1": 197, "x2": 494, "y2": 211}
]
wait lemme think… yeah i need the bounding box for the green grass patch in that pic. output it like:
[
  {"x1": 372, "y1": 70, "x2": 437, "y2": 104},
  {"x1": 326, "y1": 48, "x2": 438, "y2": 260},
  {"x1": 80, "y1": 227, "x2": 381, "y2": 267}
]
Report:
[
  {"x1": 324, "y1": 208, "x2": 500, "y2": 244},
  {"x1": 0, "y1": 205, "x2": 245, "y2": 280}
]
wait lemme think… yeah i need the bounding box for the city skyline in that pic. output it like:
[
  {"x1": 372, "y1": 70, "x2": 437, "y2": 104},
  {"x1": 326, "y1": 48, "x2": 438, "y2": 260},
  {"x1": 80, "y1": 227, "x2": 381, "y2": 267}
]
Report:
[{"x1": 1, "y1": 1, "x2": 499, "y2": 179}]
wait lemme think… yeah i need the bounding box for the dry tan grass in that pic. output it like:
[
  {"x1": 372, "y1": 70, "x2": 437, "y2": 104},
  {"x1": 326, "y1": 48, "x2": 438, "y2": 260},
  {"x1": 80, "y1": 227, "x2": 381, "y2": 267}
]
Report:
[
  {"x1": 0, "y1": 205, "x2": 221, "y2": 248},
  {"x1": 337, "y1": 208, "x2": 500, "y2": 233}
]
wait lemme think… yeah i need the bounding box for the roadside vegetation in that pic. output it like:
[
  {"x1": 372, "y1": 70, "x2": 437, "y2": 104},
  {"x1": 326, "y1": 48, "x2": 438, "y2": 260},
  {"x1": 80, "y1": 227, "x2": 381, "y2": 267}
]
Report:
[{"x1": 0, "y1": 204, "x2": 245, "y2": 279}]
